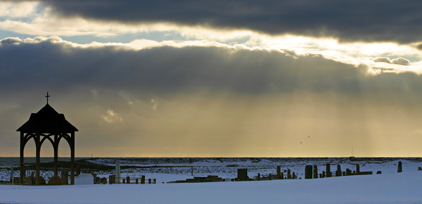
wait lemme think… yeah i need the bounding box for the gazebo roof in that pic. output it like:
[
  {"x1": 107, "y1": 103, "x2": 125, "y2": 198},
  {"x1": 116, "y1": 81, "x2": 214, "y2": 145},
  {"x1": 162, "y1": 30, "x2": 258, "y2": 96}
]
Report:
[{"x1": 17, "y1": 104, "x2": 78, "y2": 133}]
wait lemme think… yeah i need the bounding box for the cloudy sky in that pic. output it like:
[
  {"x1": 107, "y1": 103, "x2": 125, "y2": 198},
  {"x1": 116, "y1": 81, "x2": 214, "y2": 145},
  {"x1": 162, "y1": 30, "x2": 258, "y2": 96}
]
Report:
[{"x1": 1, "y1": 1, "x2": 422, "y2": 157}]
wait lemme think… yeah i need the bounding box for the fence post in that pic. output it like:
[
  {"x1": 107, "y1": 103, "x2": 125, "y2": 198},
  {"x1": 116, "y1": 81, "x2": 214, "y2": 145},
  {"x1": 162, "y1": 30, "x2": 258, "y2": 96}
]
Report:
[
  {"x1": 336, "y1": 164, "x2": 342, "y2": 177},
  {"x1": 305, "y1": 165, "x2": 312, "y2": 179},
  {"x1": 398, "y1": 161, "x2": 402, "y2": 173},
  {"x1": 141, "y1": 175, "x2": 145, "y2": 184},
  {"x1": 109, "y1": 175, "x2": 115, "y2": 184},
  {"x1": 277, "y1": 166, "x2": 281, "y2": 179},
  {"x1": 326, "y1": 164, "x2": 331, "y2": 177},
  {"x1": 356, "y1": 164, "x2": 360, "y2": 174},
  {"x1": 287, "y1": 169, "x2": 291, "y2": 179}
]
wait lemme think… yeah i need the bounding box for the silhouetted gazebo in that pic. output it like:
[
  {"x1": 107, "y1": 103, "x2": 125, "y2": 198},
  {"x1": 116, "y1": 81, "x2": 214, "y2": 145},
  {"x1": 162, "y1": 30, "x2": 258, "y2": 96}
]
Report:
[{"x1": 17, "y1": 94, "x2": 78, "y2": 185}]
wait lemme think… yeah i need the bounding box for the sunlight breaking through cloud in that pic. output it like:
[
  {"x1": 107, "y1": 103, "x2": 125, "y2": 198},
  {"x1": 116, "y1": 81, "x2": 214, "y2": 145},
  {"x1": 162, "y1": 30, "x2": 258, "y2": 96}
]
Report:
[{"x1": 101, "y1": 109, "x2": 123, "y2": 124}]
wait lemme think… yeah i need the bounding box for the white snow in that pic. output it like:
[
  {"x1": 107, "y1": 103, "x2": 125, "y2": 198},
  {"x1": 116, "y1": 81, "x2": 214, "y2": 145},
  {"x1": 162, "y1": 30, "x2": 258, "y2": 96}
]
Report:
[
  {"x1": 1, "y1": 169, "x2": 421, "y2": 203},
  {"x1": 1, "y1": 158, "x2": 421, "y2": 203}
]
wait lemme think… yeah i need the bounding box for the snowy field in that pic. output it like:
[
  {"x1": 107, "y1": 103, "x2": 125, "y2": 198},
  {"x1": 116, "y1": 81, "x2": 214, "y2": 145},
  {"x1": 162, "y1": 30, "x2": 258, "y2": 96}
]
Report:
[
  {"x1": 0, "y1": 171, "x2": 421, "y2": 204},
  {"x1": 1, "y1": 158, "x2": 422, "y2": 203}
]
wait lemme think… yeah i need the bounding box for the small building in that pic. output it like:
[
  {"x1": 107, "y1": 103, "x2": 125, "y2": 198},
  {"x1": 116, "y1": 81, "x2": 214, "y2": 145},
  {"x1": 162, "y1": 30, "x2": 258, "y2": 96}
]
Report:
[{"x1": 17, "y1": 94, "x2": 78, "y2": 185}]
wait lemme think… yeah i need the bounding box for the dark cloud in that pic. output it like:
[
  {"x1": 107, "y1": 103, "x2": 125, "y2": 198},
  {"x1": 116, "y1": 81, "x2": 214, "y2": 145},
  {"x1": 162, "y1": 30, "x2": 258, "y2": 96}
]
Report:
[
  {"x1": 373, "y1": 57, "x2": 391, "y2": 63},
  {"x1": 0, "y1": 37, "x2": 21, "y2": 47},
  {"x1": 373, "y1": 57, "x2": 411, "y2": 66},
  {"x1": 1, "y1": 37, "x2": 422, "y2": 98},
  {"x1": 391, "y1": 57, "x2": 411, "y2": 66},
  {"x1": 42, "y1": 0, "x2": 422, "y2": 43}
]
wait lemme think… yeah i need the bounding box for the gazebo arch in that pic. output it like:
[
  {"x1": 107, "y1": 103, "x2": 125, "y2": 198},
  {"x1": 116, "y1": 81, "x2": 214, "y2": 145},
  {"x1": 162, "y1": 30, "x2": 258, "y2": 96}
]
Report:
[{"x1": 17, "y1": 95, "x2": 78, "y2": 185}]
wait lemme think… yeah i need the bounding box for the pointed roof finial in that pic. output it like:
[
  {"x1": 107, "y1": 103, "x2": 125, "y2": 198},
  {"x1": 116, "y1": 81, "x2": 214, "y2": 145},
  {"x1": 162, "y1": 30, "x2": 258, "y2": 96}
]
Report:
[{"x1": 46, "y1": 92, "x2": 50, "y2": 104}]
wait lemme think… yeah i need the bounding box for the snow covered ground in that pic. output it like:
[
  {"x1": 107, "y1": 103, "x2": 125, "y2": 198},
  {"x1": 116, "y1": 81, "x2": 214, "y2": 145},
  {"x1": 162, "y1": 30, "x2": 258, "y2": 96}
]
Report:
[
  {"x1": 0, "y1": 158, "x2": 421, "y2": 203},
  {"x1": 0, "y1": 170, "x2": 421, "y2": 204}
]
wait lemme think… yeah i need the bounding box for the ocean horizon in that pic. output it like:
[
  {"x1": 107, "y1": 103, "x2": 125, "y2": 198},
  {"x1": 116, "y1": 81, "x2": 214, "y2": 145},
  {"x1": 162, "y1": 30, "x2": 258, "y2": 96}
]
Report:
[{"x1": 1, "y1": 156, "x2": 421, "y2": 167}]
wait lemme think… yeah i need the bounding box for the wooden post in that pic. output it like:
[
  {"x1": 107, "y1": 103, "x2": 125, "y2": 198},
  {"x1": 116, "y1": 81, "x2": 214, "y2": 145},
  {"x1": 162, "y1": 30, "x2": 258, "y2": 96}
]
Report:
[
  {"x1": 20, "y1": 132, "x2": 25, "y2": 185},
  {"x1": 141, "y1": 175, "x2": 145, "y2": 184},
  {"x1": 326, "y1": 163, "x2": 331, "y2": 177},
  {"x1": 109, "y1": 175, "x2": 115, "y2": 184},
  {"x1": 54, "y1": 134, "x2": 58, "y2": 178},
  {"x1": 287, "y1": 169, "x2": 291, "y2": 179},
  {"x1": 336, "y1": 164, "x2": 342, "y2": 177},
  {"x1": 35, "y1": 133, "x2": 40, "y2": 185},
  {"x1": 398, "y1": 161, "x2": 402, "y2": 173},
  {"x1": 305, "y1": 165, "x2": 312, "y2": 179},
  {"x1": 355, "y1": 164, "x2": 360, "y2": 175},
  {"x1": 70, "y1": 132, "x2": 75, "y2": 185},
  {"x1": 277, "y1": 166, "x2": 281, "y2": 179}
]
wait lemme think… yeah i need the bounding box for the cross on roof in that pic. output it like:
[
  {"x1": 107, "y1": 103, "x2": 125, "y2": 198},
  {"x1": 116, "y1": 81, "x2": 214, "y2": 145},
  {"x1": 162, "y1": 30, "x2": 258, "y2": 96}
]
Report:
[{"x1": 46, "y1": 92, "x2": 50, "y2": 104}]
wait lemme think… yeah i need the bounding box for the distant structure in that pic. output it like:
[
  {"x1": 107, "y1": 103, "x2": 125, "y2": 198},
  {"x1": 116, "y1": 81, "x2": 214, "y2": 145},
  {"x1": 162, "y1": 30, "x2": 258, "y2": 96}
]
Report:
[{"x1": 17, "y1": 93, "x2": 78, "y2": 185}]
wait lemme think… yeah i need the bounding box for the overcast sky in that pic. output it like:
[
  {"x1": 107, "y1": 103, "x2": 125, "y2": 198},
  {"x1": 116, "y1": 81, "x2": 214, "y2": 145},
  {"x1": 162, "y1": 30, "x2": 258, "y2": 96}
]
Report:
[{"x1": 1, "y1": 1, "x2": 422, "y2": 157}]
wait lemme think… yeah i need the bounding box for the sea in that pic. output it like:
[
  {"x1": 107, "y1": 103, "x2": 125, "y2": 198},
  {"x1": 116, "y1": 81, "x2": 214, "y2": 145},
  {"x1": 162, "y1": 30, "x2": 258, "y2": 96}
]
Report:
[
  {"x1": 2, "y1": 156, "x2": 421, "y2": 168},
  {"x1": 0, "y1": 157, "x2": 91, "y2": 167}
]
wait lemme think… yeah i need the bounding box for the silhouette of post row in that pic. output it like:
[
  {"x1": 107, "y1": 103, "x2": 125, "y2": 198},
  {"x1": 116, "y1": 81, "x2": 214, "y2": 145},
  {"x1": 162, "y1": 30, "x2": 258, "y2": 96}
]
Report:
[{"x1": 303, "y1": 163, "x2": 397, "y2": 179}]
